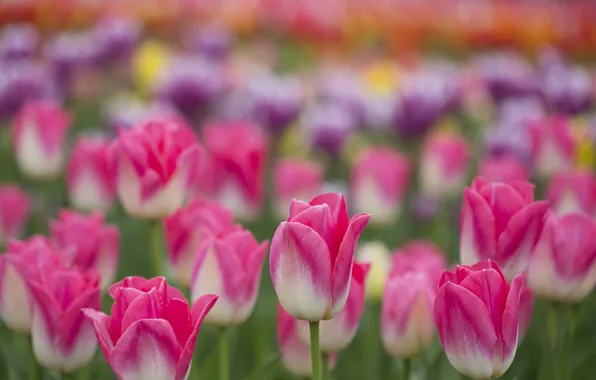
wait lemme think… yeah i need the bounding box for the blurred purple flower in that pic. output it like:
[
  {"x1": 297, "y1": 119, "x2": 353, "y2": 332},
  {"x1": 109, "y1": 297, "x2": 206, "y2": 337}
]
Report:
[
  {"x1": 539, "y1": 65, "x2": 592, "y2": 116},
  {"x1": 362, "y1": 91, "x2": 397, "y2": 132},
  {"x1": 476, "y1": 52, "x2": 538, "y2": 104},
  {"x1": 183, "y1": 25, "x2": 231, "y2": 62},
  {"x1": 484, "y1": 120, "x2": 532, "y2": 164},
  {"x1": 92, "y1": 17, "x2": 141, "y2": 65},
  {"x1": 0, "y1": 24, "x2": 39, "y2": 62},
  {"x1": 317, "y1": 69, "x2": 365, "y2": 125},
  {"x1": 302, "y1": 102, "x2": 356, "y2": 157},
  {"x1": 497, "y1": 97, "x2": 545, "y2": 126}
]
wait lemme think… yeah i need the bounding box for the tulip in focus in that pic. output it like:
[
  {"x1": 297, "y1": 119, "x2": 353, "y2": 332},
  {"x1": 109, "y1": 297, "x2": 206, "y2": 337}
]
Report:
[
  {"x1": 0, "y1": 185, "x2": 30, "y2": 245},
  {"x1": 110, "y1": 119, "x2": 203, "y2": 219},
  {"x1": 11, "y1": 100, "x2": 71, "y2": 180},
  {"x1": 83, "y1": 276, "x2": 218, "y2": 380},
  {"x1": 460, "y1": 177, "x2": 549, "y2": 279},
  {"x1": 527, "y1": 212, "x2": 596, "y2": 303},
  {"x1": 356, "y1": 241, "x2": 391, "y2": 301},
  {"x1": 547, "y1": 170, "x2": 596, "y2": 216},
  {"x1": 270, "y1": 193, "x2": 370, "y2": 321},
  {"x1": 351, "y1": 147, "x2": 410, "y2": 224},
  {"x1": 273, "y1": 159, "x2": 323, "y2": 220},
  {"x1": 191, "y1": 228, "x2": 269, "y2": 327},
  {"x1": 67, "y1": 135, "x2": 115, "y2": 212},
  {"x1": 529, "y1": 117, "x2": 576, "y2": 178},
  {"x1": 478, "y1": 155, "x2": 529, "y2": 183},
  {"x1": 391, "y1": 241, "x2": 447, "y2": 289},
  {"x1": 435, "y1": 260, "x2": 524, "y2": 379}
]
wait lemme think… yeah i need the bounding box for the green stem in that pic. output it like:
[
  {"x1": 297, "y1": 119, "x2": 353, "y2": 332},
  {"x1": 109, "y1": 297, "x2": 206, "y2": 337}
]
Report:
[
  {"x1": 218, "y1": 328, "x2": 229, "y2": 380},
  {"x1": 547, "y1": 303, "x2": 573, "y2": 380},
  {"x1": 402, "y1": 357, "x2": 411, "y2": 380},
  {"x1": 148, "y1": 220, "x2": 165, "y2": 277},
  {"x1": 27, "y1": 337, "x2": 40, "y2": 380},
  {"x1": 322, "y1": 352, "x2": 330, "y2": 380},
  {"x1": 309, "y1": 322, "x2": 321, "y2": 380}
]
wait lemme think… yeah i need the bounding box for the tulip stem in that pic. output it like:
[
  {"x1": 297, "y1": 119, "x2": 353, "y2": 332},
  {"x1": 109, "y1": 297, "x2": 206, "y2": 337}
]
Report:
[
  {"x1": 321, "y1": 352, "x2": 330, "y2": 380},
  {"x1": 402, "y1": 357, "x2": 411, "y2": 380},
  {"x1": 27, "y1": 337, "x2": 40, "y2": 380},
  {"x1": 309, "y1": 322, "x2": 321, "y2": 380},
  {"x1": 218, "y1": 328, "x2": 229, "y2": 380},
  {"x1": 148, "y1": 220, "x2": 165, "y2": 277}
]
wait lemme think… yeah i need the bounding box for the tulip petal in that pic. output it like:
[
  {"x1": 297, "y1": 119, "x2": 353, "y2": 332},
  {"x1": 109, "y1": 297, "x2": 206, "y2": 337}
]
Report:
[
  {"x1": 500, "y1": 274, "x2": 524, "y2": 374},
  {"x1": 288, "y1": 199, "x2": 311, "y2": 221},
  {"x1": 508, "y1": 181, "x2": 535, "y2": 204},
  {"x1": 460, "y1": 188, "x2": 496, "y2": 265},
  {"x1": 162, "y1": 298, "x2": 192, "y2": 348},
  {"x1": 83, "y1": 309, "x2": 114, "y2": 360},
  {"x1": 121, "y1": 290, "x2": 161, "y2": 334},
  {"x1": 290, "y1": 204, "x2": 331, "y2": 250}
]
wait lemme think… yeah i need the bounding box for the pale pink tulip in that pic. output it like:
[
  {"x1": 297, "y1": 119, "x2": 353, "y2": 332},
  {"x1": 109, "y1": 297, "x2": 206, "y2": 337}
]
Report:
[
  {"x1": 547, "y1": 170, "x2": 596, "y2": 216},
  {"x1": 273, "y1": 159, "x2": 323, "y2": 220},
  {"x1": 0, "y1": 185, "x2": 31, "y2": 245},
  {"x1": 529, "y1": 116, "x2": 576, "y2": 177}
]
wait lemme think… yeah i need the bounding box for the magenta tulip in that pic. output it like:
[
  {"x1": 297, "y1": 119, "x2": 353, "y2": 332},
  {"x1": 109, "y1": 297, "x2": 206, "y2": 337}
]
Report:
[{"x1": 0, "y1": 185, "x2": 30, "y2": 245}]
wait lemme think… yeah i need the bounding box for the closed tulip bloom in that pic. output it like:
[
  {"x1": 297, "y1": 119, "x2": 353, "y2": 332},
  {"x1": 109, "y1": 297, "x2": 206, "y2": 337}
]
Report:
[
  {"x1": 83, "y1": 277, "x2": 218, "y2": 380},
  {"x1": 391, "y1": 241, "x2": 447, "y2": 289},
  {"x1": 460, "y1": 178, "x2": 549, "y2": 279},
  {"x1": 527, "y1": 212, "x2": 596, "y2": 303},
  {"x1": 110, "y1": 119, "x2": 203, "y2": 219},
  {"x1": 11, "y1": 100, "x2": 71, "y2": 180},
  {"x1": 351, "y1": 147, "x2": 410, "y2": 224},
  {"x1": 547, "y1": 171, "x2": 596, "y2": 216},
  {"x1": 478, "y1": 155, "x2": 529, "y2": 183},
  {"x1": 382, "y1": 272, "x2": 436, "y2": 357},
  {"x1": 164, "y1": 198, "x2": 238, "y2": 286},
  {"x1": 529, "y1": 117, "x2": 576, "y2": 178},
  {"x1": 273, "y1": 159, "x2": 323, "y2": 220},
  {"x1": 0, "y1": 185, "x2": 31, "y2": 245},
  {"x1": 50, "y1": 210, "x2": 120, "y2": 290},
  {"x1": 67, "y1": 135, "x2": 115, "y2": 212},
  {"x1": 356, "y1": 241, "x2": 391, "y2": 301},
  {"x1": 435, "y1": 260, "x2": 525, "y2": 379},
  {"x1": 270, "y1": 193, "x2": 370, "y2": 321},
  {"x1": 27, "y1": 266, "x2": 101, "y2": 372},
  {"x1": 302, "y1": 102, "x2": 357, "y2": 157},
  {"x1": 191, "y1": 228, "x2": 269, "y2": 327}
]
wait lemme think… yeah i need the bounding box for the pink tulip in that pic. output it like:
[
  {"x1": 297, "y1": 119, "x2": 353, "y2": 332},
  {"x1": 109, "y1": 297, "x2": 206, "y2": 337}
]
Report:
[
  {"x1": 109, "y1": 119, "x2": 203, "y2": 219},
  {"x1": 527, "y1": 212, "x2": 596, "y2": 302},
  {"x1": 270, "y1": 193, "x2": 370, "y2": 321},
  {"x1": 390, "y1": 241, "x2": 447, "y2": 289},
  {"x1": 547, "y1": 170, "x2": 596, "y2": 216},
  {"x1": 83, "y1": 276, "x2": 218, "y2": 380},
  {"x1": 273, "y1": 159, "x2": 323, "y2": 220},
  {"x1": 0, "y1": 185, "x2": 31, "y2": 245},
  {"x1": 351, "y1": 147, "x2": 410, "y2": 224},
  {"x1": 460, "y1": 177, "x2": 549, "y2": 279},
  {"x1": 478, "y1": 155, "x2": 529, "y2": 183},
  {"x1": 420, "y1": 132, "x2": 470, "y2": 198},
  {"x1": 0, "y1": 236, "x2": 61, "y2": 332},
  {"x1": 67, "y1": 135, "x2": 115, "y2": 212},
  {"x1": 529, "y1": 116, "x2": 576, "y2": 177},
  {"x1": 50, "y1": 210, "x2": 120, "y2": 290},
  {"x1": 11, "y1": 100, "x2": 72, "y2": 180},
  {"x1": 297, "y1": 261, "x2": 370, "y2": 353},
  {"x1": 27, "y1": 265, "x2": 101, "y2": 372},
  {"x1": 202, "y1": 121, "x2": 268, "y2": 220},
  {"x1": 434, "y1": 260, "x2": 524, "y2": 379},
  {"x1": 191, "y1": 228, "x2": 269, "y2": 327},
  {"x1": 164, "y1": 198, "x2": 238, "y2": 286},
  {"x1": 381, "y1": 272, "x2": 436, "y2": 357}
]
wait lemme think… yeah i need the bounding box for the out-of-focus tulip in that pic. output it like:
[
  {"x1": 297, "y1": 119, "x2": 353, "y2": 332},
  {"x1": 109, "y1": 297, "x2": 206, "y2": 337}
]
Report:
[
  {"x1": 382, "y1": 272, "x2": 436, "y2": 357},
  {"x1": 435, "y1": 260, "x2": 524, "y2": 379},
  {"x1": 460, "y1": 178, "x2": 549, "y2": 279},
  {"x1": 27, "y1": 265, "x2": 100, "y2": 372},
  {"x1": 103, "y1": 95, "x2": 181, "y2": 132},
  {"x1": 0, "y1": 24, "x2": 38, "y2": 62},
  {"x1": 302, "y1": 102, "x2": 356, "y2": 157},
  {"x1": 547, "y1": 170, "x2": 596, "y2": 216},
  {"x1": 419, "y1": 132, "x2": 470, "y2": 198},
  {"x1": 67, "y1": 135, "x2": 115, "y2": 212},
  {"x1": 83, "y1": 276, "x2": 218, "y2": 380},
  {"x1": 273, "y1": 159, "x2": 323, "y2": 220},
  {"x1": 164, "y1": 198, "x2": 237, "y2": 286},
  {"x1": 527, "y1": 212, "x2": 596, "y2": 303},
  {"x1": 297, "y1": 262, "x2": 370, "y2": 353},
  {"x1": 183, "y1": 25, "x2": 231, "y2": 62},
  {"x1": 317, "y1": 68, "x2": 365, "y2": 124},
  {"x1": 202, "y1": 121, "x2": 267, "y2": 220},
  {"x1": 0, "y1": 236, "x2": 60, "y2": 332},
  {"x1": 540, "y1": 64, "x2": 592, "y2": 116},
  {"x1": 391, "y1": 241, "x2": 447, "y2": 289},
  {"x1": 0, "y1": 185, "x2": 30, "y2": 245},
  {"x1": 476, "y1": 53, "x2": 537, "y2": 104},
  {"x1": 50, "y1": 210, "x2": 119, "y2": 290},
  {"x1": 351, "y1": 147, "x2": 410, "y2": 224},
  {"x1": 11, "y1": 100, "x2": 71, "y2": 180},
  {"x1": 356, "y1": 241, "x2": 391, "y2": 301},
  {"x1": 483, "y1": 120, "x2": 532, "y2": 165},
  {"x1": 191, "y1": 228, "x2": 268, "y2": 326},
  {"x1": 92, "y1": 17, "x2": 140, "y2": 65},
  {"x1": 270, "y1": 193, "x2": 370, "y2": 321},
  {"x1": 110, "y1": 119, "x2": 203, "y2": 219},
  {"x1": 478, "y1": 155, "x2": 529, "y2": 183},
  {"x1": 529, "y1": 117, "x2": 576, "y2": 178}
]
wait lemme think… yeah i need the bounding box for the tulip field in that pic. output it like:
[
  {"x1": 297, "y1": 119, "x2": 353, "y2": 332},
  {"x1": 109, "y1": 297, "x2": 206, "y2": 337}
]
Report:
[{"x1": 1, "y1": 1, "x2": 596, "y2": 380}]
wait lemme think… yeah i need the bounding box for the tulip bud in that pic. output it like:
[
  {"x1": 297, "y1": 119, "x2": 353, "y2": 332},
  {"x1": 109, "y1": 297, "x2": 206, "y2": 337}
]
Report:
[
  {"x1": 0, "y1": 23, "x2": 39, "y2": 62},
  {"x1": 273, "y1": 159, "x2": 323, "y2": 220},
  {"x1": 11, "y1": 100, "x2": 71, "y2": 180},
  {"x1": 67, "y1": 135, "x2": 115, "y2": 212},
  {"x1": 477, "y1": 52, "x2": 537, "y2": 104},
  {"x1": 478, "y1": 155, "x2": 529, "y2": 183},
  {"x1": 527, "y1": 212, "x2": 596, "y2": 303},
  {"x1": 84, "y1": 277, "x2": 217, "y2": 380},
  {"x1": 356, "y1": 241, "x2": 391, "y2": 301},
  {"x1": 391, "y1": 241, "x2": 447, "y2": 289},
  {"x1": 435, "y1": 260, "x2": 524, "y2": 379},
  {"x1": 547, "y1": 170, "x2": 596, "y2": 216},
  {"x1": 302, "y1": 102, "x2": 356, "y2": 158},
  {"x1": 529, "y1": 117, "x2": 576, "y2": 178},
  {"x1": 460, "y1": 177, "x2": 549, "y2": 279},
  {"x1": 270, "y1": 193, "x2": 370, "y2": 321},
  {"x1": 351, "y1": 147, "x2": 410, "y2": 225},
  {"x1": 0, "y1": 185, "x2": 30, "y2": 245}
]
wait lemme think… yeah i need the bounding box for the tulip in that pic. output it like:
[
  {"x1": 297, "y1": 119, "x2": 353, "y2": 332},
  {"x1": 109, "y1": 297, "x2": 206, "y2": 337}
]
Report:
[
  {"x1": 202, "y1": 121, "x2": 268, "y2": 220},
  {"x1": 67, "y1": 135, "x2": 115, "y2": 212},
  {"x1": 460, "y1": 177, "x2": 549, "y2": 279},
  {"x1": 351, "y1": 147, "x2": 410, "y2": 224},
  {"x1": 527, "y1": 212, "x2": 596, "y2": 303},
  {"x1": 435, "y1": 260, "x2": 525, "y2": 379},
  {"x1": 528, "y1": 117, "x2": 576, "y2": 178},
  {"x1": 183, "y1": 25, "x2": 231, "y2": 62},
  {"x1": 191, "y1": 228, "x2": 269, "y2": 326},
  {"x1": 83, "y1": 276, "x2": 218, "y2": 380},
  {"x1": 273, "y1": 159, "x2": 323, "y2": 220},
  {"x1": 92, "y1": 17, "x2": 140, "y2": 65},
  {"x1": 356, "y1": 241, "x2": 391, "y2": 301},
  {"x1": 0, "y1": 23, "x2": 39, "y2": 62},
  {"x1": 476, "y1": 52, "x2": 537, "y2": 104},
  {"x1": 547, "y1": 170, "x2": 596, "y2": 216},
  {"x1": 390, "y1": 241, "x2": 447, "y2": 289},
  {"x1": 539, "y1": 64, "x2": 592, "y2": 116},
  {"x1": 381, "y1": 272, "x2": 436, "y2": 357},
  {"x1": 478, "y1": 155, "x2": 529, "y2": 183},
  {"x1": 11, "y1": 100, "x2": 71, "y2": 180},
  {"x1": 270, "y1": 193, "x2": 370, "y2": 321},
  {"x1": 317, "y1": 69, "x2": 365, "y2": 124},
  {"x1": 110, "y1": 119, "x2": 203, "y2": 219},
  {"x1": 302, "y1": 102, "x2": 357, "y2": 157},
  {"x1": 164, "y1": 198, "x2": 238, "y2": 286},
  {"x1": 0, "y1": 185, "x2": 31, "y2": 245},
  {"x1": 419, "y1": 132, "x2": 470, "y2": 198},
  {"x1": 50, "y1": 210, "x2": 120, "y2": 290}
]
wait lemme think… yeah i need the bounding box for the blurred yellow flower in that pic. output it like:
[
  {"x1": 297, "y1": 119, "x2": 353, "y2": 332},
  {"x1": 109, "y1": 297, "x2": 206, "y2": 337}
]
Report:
[
  {"x1": 572, "y1": 118, "x2": 595, "y2": 169},
  {"x1": 133, "y1": 40, "x2": 169, "y2": 94},
  {"x1": 362, "y1": 62, "x2": 400, "y2": 95},
  {"x1": 279, "y1": 123, "x2": 311, "y2": 159},
  {"x1": 356, "y1": 241, "x2": 391, "y2": 301}
]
